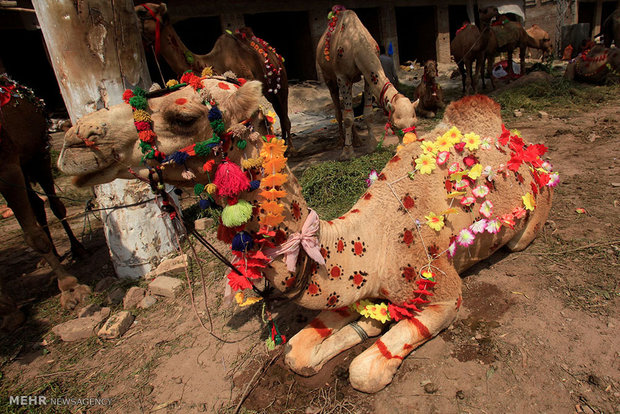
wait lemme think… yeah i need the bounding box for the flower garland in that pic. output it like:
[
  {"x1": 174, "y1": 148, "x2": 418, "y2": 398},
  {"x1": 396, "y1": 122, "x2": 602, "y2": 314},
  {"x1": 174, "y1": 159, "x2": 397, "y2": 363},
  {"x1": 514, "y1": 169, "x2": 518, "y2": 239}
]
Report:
[
  {"x1": 239, "y1": 30, "x2": 284, "y2": 95},
  {"x1": 123, "y1": 86, "x2": 166, "y2": 163},
  {"x1": 324, "y1": 6, "x2": 346, "y2": 61}
]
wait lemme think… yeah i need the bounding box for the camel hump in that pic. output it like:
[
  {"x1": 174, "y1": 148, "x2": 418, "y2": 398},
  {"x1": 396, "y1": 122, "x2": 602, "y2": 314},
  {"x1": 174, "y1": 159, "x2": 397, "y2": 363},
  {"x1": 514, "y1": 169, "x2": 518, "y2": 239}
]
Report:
[{"x1": 442, "y1": 95, "x2": 502, "y2": 137}]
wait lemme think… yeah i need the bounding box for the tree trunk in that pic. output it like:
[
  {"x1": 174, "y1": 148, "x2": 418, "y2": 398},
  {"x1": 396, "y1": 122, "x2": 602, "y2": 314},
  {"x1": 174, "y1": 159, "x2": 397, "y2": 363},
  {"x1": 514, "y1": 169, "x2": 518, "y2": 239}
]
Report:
[{"x1": 32, "y1": 0, "x2": 179, "y2": 278}]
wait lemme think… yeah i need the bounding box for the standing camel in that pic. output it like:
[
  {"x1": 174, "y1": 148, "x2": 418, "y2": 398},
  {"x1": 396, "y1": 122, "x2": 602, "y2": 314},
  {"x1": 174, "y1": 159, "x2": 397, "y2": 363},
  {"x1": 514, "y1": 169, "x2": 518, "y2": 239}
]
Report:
[
  {"x1": 526, "y1": 24, "x2": 553, "y2": 60},
  {"x1": 135, "y1": 3, "x2": 292, "y2": 148},
  {"x1": 58, "y1": 73, "x2": 555, "y2": 393},
  {"x1": 0, "y1": 75, "x2": 90, "y2": 330},
  {"x1": 450, "y1": 7, "x2": 499, "y2": 95},
  {"x1": 316, "y1": 6, "x2": 418, "y2": 160}
]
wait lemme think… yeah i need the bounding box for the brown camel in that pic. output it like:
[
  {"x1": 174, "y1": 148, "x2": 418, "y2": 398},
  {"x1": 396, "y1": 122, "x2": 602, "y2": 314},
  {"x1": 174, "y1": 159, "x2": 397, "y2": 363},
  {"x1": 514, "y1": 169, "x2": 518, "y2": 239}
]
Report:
[
  {"x1": 414, "y1": 60, "x2": 445, "y2": 118},
  {"x1": 450, "y1": 7, "x2": 499, "y2": 95},
  {"x1": 602, "y1": 7, "x2": 620, "y2": 48},
  {"x1": 564, "y1": 45, "x2": 620, "y2": 84},
  {"x1": 59, "y1": 72, "x2": 555, "y2": 392},
  {"x1": 316, "y1": 6, "x2": 418, "y2": 160},
  {"x1": 0, "y1": 75, "x2": 90, "y2": 330},
  {"x1": 526, "y1": 24, "x2": 553, "y2": 60},
  {"x1": 135, "y1": 2, "x2": 292, "y2": 148},
  {"x1": 484, "y1": 21, "x2": 552, "y2": 89}
]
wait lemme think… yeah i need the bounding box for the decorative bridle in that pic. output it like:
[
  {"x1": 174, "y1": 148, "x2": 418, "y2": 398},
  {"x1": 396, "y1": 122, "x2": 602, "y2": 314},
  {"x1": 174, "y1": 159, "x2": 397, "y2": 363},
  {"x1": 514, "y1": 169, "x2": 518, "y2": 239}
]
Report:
[{"x1": 136, "y1": 4, "x2": 161, "y2": 57}]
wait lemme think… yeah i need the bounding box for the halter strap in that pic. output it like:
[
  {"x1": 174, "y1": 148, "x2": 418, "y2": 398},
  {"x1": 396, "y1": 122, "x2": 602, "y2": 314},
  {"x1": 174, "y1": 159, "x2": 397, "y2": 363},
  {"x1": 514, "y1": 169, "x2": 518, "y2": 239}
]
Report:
[{"x1": 139, "y1": 3, "x2": 161, "y2": 56}]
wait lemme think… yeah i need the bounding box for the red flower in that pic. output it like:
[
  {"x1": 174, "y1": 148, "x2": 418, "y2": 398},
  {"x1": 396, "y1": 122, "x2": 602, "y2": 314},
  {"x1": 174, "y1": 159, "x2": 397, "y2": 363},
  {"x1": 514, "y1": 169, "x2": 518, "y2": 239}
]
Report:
[
  {"x1": 498, "y1": 124, "x2": 510, "y2": 146},
  {"x1": 463, "y1": 155, "x2": 477, "y2": 167},
  {"x1": 138, "y1": 130, "x2": 157, "y2": 144},
  {"x1": 134, "y1": 121, "x2": 151, "y2": 131},
  {"x1": 122, "y1": 89, "x2": 134, "y2": 103},
  {"x1": 227, "y1": 272, "x2": 253, "y2": 291},
  {"x1": 454, "y1": 142, "x2": 466, "y2": 152}
]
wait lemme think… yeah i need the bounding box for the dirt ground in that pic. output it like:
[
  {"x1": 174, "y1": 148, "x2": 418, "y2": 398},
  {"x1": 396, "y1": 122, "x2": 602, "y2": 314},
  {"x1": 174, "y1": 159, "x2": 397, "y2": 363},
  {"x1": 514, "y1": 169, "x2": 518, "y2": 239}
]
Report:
[{"x1": 0, "y1": 66, "x2": 619, "y2": 414}]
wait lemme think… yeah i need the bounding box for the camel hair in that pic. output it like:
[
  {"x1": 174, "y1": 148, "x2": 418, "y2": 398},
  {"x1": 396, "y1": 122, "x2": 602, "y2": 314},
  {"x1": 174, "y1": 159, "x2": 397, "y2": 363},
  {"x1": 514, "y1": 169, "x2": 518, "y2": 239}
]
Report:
[
  {"x1": 484, "y1": 19, "x2": 552, "y2": 89},
  {"x1": 135, "y1": 2, "x2": 292, "y2": 149},
  {"x1": 59, "y1": 74, "x2": 556, "y2": 393},
  {"x1": 564, "y1": 45, "x2": 620, "y2": 84},
  {"x1": 0, "y1": 75, "x2": 89, "y2": 330},
  {"x1": 316, "y1": 6, "x2": 418, "y2": 160},
  {"x1": 413, "y1": 60, "x2": 445, "y2": 118},
  {"x1": 450, "y1": 6, "x2": 499, "y2": 95},
  {"x1": 525, "y1": 24, "x2": 553, "y2": 60}
]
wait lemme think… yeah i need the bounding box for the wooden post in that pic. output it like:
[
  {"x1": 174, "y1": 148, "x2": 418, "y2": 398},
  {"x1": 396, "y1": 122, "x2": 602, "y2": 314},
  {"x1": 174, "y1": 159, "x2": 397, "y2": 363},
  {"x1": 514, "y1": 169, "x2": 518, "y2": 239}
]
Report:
[
  {"x1": 592, "y1": 0, "x2": 603, "y2": 39},
  {"x1": 32, "y1": 0, "x2": 179, "y2": 278}
]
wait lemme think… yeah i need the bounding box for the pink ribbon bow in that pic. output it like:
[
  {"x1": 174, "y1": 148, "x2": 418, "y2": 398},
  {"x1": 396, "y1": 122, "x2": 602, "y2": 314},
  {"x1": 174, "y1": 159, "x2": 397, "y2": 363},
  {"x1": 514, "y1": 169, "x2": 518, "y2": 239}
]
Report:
[{"x1": 265, "y1": 209, "x2": 325, "y2": 272}]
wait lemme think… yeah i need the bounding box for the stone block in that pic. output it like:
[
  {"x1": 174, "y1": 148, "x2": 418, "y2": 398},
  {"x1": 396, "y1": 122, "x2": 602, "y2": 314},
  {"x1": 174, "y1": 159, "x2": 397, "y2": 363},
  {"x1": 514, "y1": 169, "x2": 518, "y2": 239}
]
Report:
[
  {"x1": 148, "y1": 276, "x2": 183, "y2": 298},
  {"x1": 145, "y1": 254, "x2": 188, "y2": 280},
  {"x1": 138, "y1": 295, "x2": 158, "y2": 309},
  {"x1": 97, "y1": 311, "x2": 134, "y2": 339},
  {"x1": 194, "y1": 217, "x2": 214, "y2": 231},
  {"x1": 123, "y1": 287, "x2": 146, "y2": 310},
  {"x1": 52, "y1": 307, "x2": 110, "y2": 342}
]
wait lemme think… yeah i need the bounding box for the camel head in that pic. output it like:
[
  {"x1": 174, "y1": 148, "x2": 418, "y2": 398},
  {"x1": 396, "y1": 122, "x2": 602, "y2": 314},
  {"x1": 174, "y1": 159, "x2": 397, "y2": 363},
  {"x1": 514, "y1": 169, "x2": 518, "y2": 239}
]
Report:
[
  {"x1": 135, "y1": 2, "x2": 169, "y2": 46},
  {"x1": 423, "y1": 60, "x2": 438, "y2": 82},
  {"x1": 59, "y1": 77, "x2": 264, "y2": 187},
  {"x1": 478, "y1": 6, "x2": 499, "y2": 24},
  {"x1": 388, "y1": 95, "x2": 419, "y2": 135}
]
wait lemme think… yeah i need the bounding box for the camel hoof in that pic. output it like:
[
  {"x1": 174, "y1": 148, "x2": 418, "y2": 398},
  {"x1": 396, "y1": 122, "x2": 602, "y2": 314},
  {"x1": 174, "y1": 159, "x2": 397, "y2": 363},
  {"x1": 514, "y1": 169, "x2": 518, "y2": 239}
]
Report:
[
  {"x1": 339, "y1": 145, "x2": 355, "y2": 161},
  {"x1": 348, "y1": 352, "x2": 399, "y2": 393},
  {"x1": 60, "y1": 284, "x2": 92, "y2": 310}
]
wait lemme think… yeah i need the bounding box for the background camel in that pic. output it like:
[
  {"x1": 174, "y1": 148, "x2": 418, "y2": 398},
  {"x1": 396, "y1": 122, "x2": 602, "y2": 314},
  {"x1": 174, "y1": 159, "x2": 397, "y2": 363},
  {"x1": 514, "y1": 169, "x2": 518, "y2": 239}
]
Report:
[
  {"x1": 564, "y1": 45, "x2": 620, "y2": 83},
  {"x1": 602, "y1": 7, "x2": 620, "y2": 47},
  {"x1": 413, "y1": 60, "x2": 444, "y2": 118},
  {"x1": 316, "y1": 6, "x2": 418, "y2": 160},
  {"x1": 135, "y1": 2, "x2": 291, "y2": 148},
  {"x1": 526, "y1": 24, "x2": 553, "y2": 60},
  {"x1": 58, "y1": 72, "x2": 555, "y2": 393},
  {"x1": 450, "y1": 6, "x2": 499, "y2": 95},
  {"x1": 0, "y1": 75, "x2": 89, "y2": 330}
]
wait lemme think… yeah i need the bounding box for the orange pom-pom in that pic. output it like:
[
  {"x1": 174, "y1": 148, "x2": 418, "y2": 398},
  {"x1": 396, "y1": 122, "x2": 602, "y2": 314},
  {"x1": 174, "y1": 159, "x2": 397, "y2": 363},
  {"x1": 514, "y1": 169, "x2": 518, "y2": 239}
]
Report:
[
  {"x1": 261, "y1": 173, "x2": 287, "y2": 188},
  {"x1": 138, "y1": 130, "x2": 156, "y2": 144}
]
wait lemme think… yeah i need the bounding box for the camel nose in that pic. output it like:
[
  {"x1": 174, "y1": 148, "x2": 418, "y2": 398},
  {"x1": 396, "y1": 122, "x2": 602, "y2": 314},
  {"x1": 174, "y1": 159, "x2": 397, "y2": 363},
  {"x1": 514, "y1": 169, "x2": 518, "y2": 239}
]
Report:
[{"x1": 65, "y1": 123, "x2": 107, "y2": 147}]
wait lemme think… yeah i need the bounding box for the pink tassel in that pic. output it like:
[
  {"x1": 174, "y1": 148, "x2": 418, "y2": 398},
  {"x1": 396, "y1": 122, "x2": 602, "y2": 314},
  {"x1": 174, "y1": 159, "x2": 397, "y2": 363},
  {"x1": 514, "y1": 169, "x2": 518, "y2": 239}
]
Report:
[{"x1": 214, "y1": 160, "x2": 250, "y2": 197}]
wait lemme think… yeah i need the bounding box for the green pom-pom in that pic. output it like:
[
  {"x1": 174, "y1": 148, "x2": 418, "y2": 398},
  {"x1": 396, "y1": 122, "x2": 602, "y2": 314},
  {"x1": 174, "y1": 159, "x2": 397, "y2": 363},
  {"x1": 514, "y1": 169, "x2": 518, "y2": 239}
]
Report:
[
  {"x1": 222, "y1": 200, "x2": 253, "y2": 227},
  {"x1": 236, "y1": 140, "x2": 247, "y2": 150},
  {"x1": 129, "y1": 95, "x2": 147, "y2": 110},
  {"x1": 194, "y1": 183, "x2": 205, "y2": 195},
  {"x1": 205, "y1": 133, "x2": 221, "y2": 145},
  {"x1": 194, "y1": 141, "x2": 212, "y2": 157},
  {"x1": 211, "y1": 119, "x2": 226, "y2": 135},
  {"x1": 132, "y1": 87, "x2": 146, "y2": 97},
  {"x1": 184, "y1": 51, "x2": 194, "y2": 64},
  {"x1": 139, "y1": 141, "x2": 152, "y2": 153}
]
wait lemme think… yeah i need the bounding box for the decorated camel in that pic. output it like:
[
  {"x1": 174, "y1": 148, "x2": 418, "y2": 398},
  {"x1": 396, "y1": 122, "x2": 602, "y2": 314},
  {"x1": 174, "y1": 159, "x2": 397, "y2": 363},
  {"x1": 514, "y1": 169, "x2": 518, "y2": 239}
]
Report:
[
  {"x1": 450, "y1": 7, "x2": 499, "y2": 94},
  {"x1": 526, "y1": 24, "x2": 553, "y2": 60},
  {"x1": 413, "y1": 60, "x2": 444, "y2": 118},
  {"x1": 602, "y1": 7, "x2": 620, "y2": 47},
  {"x1": 58, "y1": 70, "x2": 556, "y2": 393},
  {"x1": 0, "y1": 75, "x2": 89, "y2": 330},
  {"x1": 564, "y1": 44, "x2": 620, "y2": 83},
  {"x1": 135, "y1": 3, "x2": 291, "y2": 148},
  {"x1": 484, "y1": 20, "x2": 553, "y2": 88},
  {"x1": 316, "y1": 6, "x2": 418, "y2": 160}
]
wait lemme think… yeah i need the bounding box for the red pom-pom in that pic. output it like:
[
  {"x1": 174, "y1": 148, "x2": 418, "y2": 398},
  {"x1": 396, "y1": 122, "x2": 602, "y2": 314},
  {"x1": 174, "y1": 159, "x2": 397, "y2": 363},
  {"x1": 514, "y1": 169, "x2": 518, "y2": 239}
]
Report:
[
  {"x1": 238, "y1": 78, "x2": 247, "y2": 86},
  {"x1": 134, "y1": 121, "x2": 151, "y2": 131},
  {"x1": 213, "y1": 161, "x2": 250, "y2": 197},
  {"x1": 138, "y1": 130, "x2": 157, "y2": 144},
  {"x1": 180, "y1": 71, "x2": 196, "y2": 84},
  {"x1": 122, "y1": 89, "x2": 134, "y2": 103},
  {"x1": 203, "y1": 160, "x2": 215, "y2": 172}
]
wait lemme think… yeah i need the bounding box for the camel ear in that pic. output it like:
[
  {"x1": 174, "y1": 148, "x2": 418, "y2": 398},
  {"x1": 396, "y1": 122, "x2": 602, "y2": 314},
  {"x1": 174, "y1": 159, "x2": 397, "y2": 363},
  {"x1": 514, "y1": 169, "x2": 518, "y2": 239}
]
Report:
[
  {"x1": 413, "y1": 99, "x2": 419, "y2": 110},
  {"x1": 221, "y1": 80, "x2": 263, "y2": 124},
  {"x1": 160, "y1": 3, "x2": 168, "y2": 14}
]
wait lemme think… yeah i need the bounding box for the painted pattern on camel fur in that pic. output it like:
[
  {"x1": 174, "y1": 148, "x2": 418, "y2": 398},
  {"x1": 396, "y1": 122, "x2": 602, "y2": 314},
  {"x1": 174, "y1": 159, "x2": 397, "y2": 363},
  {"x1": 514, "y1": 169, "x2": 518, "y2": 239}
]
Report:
[{"x1": 59, "y1": 77, "x2": 555, "y2": 393}]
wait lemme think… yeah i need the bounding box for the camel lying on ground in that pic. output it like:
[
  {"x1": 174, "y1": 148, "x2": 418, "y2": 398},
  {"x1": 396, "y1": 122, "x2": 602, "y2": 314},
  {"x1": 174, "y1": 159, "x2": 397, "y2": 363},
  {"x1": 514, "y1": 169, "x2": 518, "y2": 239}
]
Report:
[
  {"x1": 526, "y1": 24, "x2": 553, "y2": 60},
  {"x1": 316, "y1": 6, "x2": 418, "y2": 160},
  {"x1": 58, "y1": 72, "x2": 556, "y2": 392},
  {"x1": 450, "y1": 7, "x2": 499, "y2": 95},
  {"x1": 0, "y1": 75, "x2": 89, "y2": 330},
  {"x1": 414, "y1": 60, "x2": 444, "y2": 118},
  {"x1": 564, "y1": 45, "x2": 620, "y2": 83},
  {"x1": 135, "y1": 2, "x2": 291, "y2": 148}
]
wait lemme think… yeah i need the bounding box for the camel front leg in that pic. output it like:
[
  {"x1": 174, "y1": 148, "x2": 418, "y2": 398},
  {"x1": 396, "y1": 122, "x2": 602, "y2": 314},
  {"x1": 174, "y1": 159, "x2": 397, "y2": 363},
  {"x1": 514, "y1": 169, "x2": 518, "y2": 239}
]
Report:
[
  {"x1": 337, "y1": 76, "x2": 355, "y2": 160},
  {"x1": 348, "y1": 296, "x2": 462, "y2": 393},
  {"x1": 361, "y1": 80, "x2": 375, "y2": 143},
  {"x1": 285, "y1": 309, "x2": 360, "y2": 376}
]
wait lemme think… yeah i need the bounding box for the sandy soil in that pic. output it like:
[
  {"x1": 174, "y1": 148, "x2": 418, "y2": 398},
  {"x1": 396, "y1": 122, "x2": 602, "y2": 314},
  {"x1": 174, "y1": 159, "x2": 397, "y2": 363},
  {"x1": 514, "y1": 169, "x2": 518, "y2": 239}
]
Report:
[{"x1": 0, "y1": 69, "x2": 618, "y2": 414}]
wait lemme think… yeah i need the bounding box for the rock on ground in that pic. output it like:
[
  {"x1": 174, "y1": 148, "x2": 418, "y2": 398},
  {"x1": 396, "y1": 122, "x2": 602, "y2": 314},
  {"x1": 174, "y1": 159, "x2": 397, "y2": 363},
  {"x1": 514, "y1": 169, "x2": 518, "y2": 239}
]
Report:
[
  {"x1": 145, "y1": 254, "x2": 188, "y2": 280},
  {"x1": 97, "y1": 311, "x2": 134, "y2": 339},
  {"x1": 123, "y1": 287, "x2": 146, "y2": 310},
  {"x1": 52, "y1": 307, "x2": 111, "y2": 342},
  {"x1": 138, "y1": 295, "x2": 158, "y2": 309},
  {"x1": 148, "y1": 276, "x2": 183, "y2": 298}
]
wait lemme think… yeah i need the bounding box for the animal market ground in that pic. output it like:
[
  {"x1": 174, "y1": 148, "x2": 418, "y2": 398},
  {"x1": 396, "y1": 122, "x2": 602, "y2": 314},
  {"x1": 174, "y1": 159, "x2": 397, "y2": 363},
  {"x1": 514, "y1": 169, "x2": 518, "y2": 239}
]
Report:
[{"x1": 0, "y1": 62, "x2": 619, "y2": 414}]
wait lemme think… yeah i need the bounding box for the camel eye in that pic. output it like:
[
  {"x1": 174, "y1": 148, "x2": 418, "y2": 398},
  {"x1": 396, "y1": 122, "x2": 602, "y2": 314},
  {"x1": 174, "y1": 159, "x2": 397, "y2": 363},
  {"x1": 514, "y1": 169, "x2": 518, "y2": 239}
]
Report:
[{"x1": 172, "y1": 113, "x2": 199, "y2": 127}]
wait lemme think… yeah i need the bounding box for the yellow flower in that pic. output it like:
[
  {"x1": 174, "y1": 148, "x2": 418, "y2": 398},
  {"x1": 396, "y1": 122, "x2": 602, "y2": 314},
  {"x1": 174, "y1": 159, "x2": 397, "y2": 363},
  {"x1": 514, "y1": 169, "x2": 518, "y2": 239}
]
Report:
[
  {"x1": 201, "y1": 66, "x2": 214, "y2": 77},
  {"x1": 165, "y1": 79, "x2": 179, "y2": 88},
  {"x1": 235, "y1": 292, "x2": 262, "y2": 307},
  {"x1": 446, "y1": 190, "x2": 466, "y2": 198},
  {"x1": 443, "y1": 126, "x2": 462, "y2": 145},
  {"x1": 403, "y1": 132, "x2": 417, "y2": 145},
  {"x1": 241, "y1": 157, "x2": 263, "y2": 170},
  {"x1": 396, "y1": 144, "x2": 404, "y2": 152},
  {"x1": 425, "y1": 212, "x2": 445, "y2": 231},
  {"x1": 360, "y1": 302, "x2": 391, "y2": 324},
  {"x1": 468, "y1": 163, "x2": 483, "y2": 180},
  {"x1": 420, "y1": 140, "x2": 438, "y2": 155},
  {"x1": 463, "y1": 132, "x2": 481, "y2": 151},
  {"x1": 414, "y1": 153, "x2": 437, "y2": 174},
  {"x1": 260, "y1": 139, "x2": 287, "y2": 159},
  {"x1": 522, "y1": 192, "x2": 536, "y2": 211},
  {"x1": 205, "y1": 183, "x2": 217, "y2": 194},
  {"x1": 511, "y1": 129, "x2": 521, "y2": 137},
  {"x1": 350, "y1": 299, "x2": 373, "y2": 314},
  {"x1": 434, "y1": 134, "x2": 453, "y2": 151}
]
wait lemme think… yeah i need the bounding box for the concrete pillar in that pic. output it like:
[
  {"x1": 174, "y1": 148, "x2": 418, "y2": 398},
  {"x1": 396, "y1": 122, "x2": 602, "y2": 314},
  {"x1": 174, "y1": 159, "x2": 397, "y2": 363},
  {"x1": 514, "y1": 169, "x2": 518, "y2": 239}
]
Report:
[
  {"x1": 380, "y1": 5, "x2": 399, "y2": 67},
  {"x1": 220, "y1": 13, "x2": 245, "y2": 32},
  {"x1": 592, "y1": 0, "x2": 603, "y2": 39},
  {"x1": 436, "y1": 5, "x2": 451, "y2": 64},
  {"x1": 573, "y1": 0, "x2": 579, "y2": 24},
  {"x1": 309, "y1": 8, "x2": 327, "y2": 81}
]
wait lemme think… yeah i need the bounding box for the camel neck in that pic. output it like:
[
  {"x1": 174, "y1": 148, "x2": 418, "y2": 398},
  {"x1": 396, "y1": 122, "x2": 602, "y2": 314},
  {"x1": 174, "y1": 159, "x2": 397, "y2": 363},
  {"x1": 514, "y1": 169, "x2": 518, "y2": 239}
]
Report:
[
  {"x1": 375, "y1": 78, "x2": 400, "y2": 114},
  {"x1": 159, "y1": 22, "x2": 211, "y2": 74}
]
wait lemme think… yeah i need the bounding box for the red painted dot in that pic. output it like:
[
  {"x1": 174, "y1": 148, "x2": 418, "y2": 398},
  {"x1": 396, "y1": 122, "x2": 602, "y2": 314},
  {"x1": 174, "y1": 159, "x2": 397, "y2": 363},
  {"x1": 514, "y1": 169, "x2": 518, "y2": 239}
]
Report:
[
  {"x1": 330, "y1": 266, "x2": 341, "y2": 278},
  {"x1": 320, "y1": 248, "x2": 328, "y2": 259},
  {"x1": 363, "y1": 193, "x2": 372, "y2": 200},
  {"x1": 327, "y1": 295, "x2": 338, "y2": 305},
  {"x1": 338, "y1": 216, "x2": 346, "y2": 220},
  {"x1": 285, "y1": 277, "x2": 296, "y2": 288},
  {"x1": 390, "y1": 155, "x2": 401, "y2": 163},
  {"x1": 403, "y1": 195, "x2": 415, "y2": 209},
  {"x1": 218, "y1": 82, "x2": 230, "y2": 90},
  {"x1": 403, "y1": 230, "x2": 413, "y2": 245},
  {"x1": 354, "y1": 242, "x2": 364, "y2": 256},
  {"x1": 308, "y1": 284, "x2": 319, "y2": 295},
  {"x1": 337, "y1": 240, "x2": 345, "y2": 253},
  {"x1": 378, "y1": 173, "x2": 387, "y2": 181},
  {"x1": 351, "y1": 209, "x2": 360, "y2": 213},
  {"x1": 175, "y1": 98, "x2": 187, "y2": 105},
  {"x1": 402, "y1": 266, "x2": 415, "y2": 281},
  {"x1": 353, "y1": 273, "x2": 364, "y2": 285}
]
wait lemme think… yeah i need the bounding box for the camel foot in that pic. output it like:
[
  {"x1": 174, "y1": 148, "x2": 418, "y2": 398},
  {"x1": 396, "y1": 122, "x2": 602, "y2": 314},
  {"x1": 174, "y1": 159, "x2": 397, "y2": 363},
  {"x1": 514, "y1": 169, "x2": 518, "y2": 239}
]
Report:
[{"x1": 339, "y1": 145, "x2": 355, "y2": 161}]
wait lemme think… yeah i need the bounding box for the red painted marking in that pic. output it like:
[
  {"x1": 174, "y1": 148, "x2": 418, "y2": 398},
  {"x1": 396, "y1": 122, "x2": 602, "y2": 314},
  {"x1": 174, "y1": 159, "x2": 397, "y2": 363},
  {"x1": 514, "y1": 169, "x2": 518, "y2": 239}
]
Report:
[
  {"x1": 402, "y1": 343, "x2": 414, "y2": 351},
  {"x1": 336, "y1": 240, "x2": 345, "y2": 253},
  {"x1": 327, "y1": 220, "x2": 334, "y2": 225},
  {"x1": 320, "y1": 248, "x2": 328, "y2": 259},
  {"x1": 363, "y1": 193, "x2": 372, "y2": 200},
  {"x1": 402, "y1": 266, "x2": 416, "y2": 282},
  {"x1": 403, "y1": 229, "x2": 414, "y2": 245},
  {"x1": 409, "y1": 318, "x2": 431, "y2": 339},
  {"x1": 376, "y1": 340, "x2": 403, "y2": 360},
  {"x1": 285, "y1": 277, "x2": 296, "y2": 288},
  {"x1": 353, "y1": 273, "x2": 364, "y2": 285},
  {"x1": 456, "y1": 296, "x2": 463, "y2": 310},
  {"x1": 175, "y1": 98, "x2": 187, "y2": 105},
  {"x1": 378, "y1": 173, "x2": 386, "y2": 181},
  {"x1": 351, "y1": 209, "x2": 360, "y2": 213},
  {"x1": 333, "y1": 307, "x2": 351, "y2": 317},
  {"x1": 390, "y1": 155, "x2": 401, "y2": 163},
  {"x1": 308, "y1": 283, "x2": 319, "y2": 295},
  {"x1": 338, "y1": 216, "x2": 346, "y2": 220},
  {"x1": 310, "y1": 318, "x2": 332, "y2": 339},
  {"x1": 403, "y1": 195, "x2": 415, "y2": 209},
  {"x1": 380, "y1": 288, "x2": 389, "y2": 297},
  {"x1": 354, "y1": 242, "x2": 364, "y2": 256},
  {"x1": 330, "y1": 266, "x2": 341, "y2": 278},
  {"x1": 218, "y1": 82, "x2": 230, "y2": 90}
]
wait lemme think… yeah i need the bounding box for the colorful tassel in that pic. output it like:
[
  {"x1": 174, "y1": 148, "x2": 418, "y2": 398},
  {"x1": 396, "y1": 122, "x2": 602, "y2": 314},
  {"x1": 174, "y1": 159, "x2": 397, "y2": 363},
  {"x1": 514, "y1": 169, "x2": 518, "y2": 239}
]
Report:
[
  {"x1": 222, "y1": 200, "x2": 253, "y2": 227},
  {"x1": 232, "y1": 231, "x2": 254, "y2": 252},
  {"x1": 214, "y1": 161, "x2": 250, "y2": 197}
]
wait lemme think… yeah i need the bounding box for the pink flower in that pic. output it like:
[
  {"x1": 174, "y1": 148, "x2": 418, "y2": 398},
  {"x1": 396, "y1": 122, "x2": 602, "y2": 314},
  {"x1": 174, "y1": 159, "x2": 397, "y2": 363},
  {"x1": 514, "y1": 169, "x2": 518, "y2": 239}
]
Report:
[
  {"x1": 436, "y1": 151, "x2": 450, "y2": 165},
  {"x1": 479, "y1": 200, "x2": 493, "y2": 218},
  {"x1": 472, "y1": 185, "x2": 489, "y2": 198},
  {"x1": 485, "y1": 219, "x2": 501, "y2": 234},
  {"x1": 366, "y1": 169, "x2": 378, "y2": 187},
  {"x1": 512, "y1": 207, "x2": 527, "y2": 219},
  {"x1": 448, "y1": 240, "x2": 457, "y2": 257},
  {"x1": 470, "y1": 219, "x2": 487, "y2": 234},
  {"x1": 460, "y1": 196, "x2": 475, "y2": 206},
  {"x1": 457, "y1": 228, "x2": 475, "y2": 247}
]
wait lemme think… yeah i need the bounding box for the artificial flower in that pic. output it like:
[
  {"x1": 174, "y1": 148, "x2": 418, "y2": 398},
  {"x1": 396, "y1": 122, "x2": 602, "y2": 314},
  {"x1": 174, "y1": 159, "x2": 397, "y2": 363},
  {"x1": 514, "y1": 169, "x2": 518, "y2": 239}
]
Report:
[
  {"x1": 360, "y1": 302, "x2": 391, "y2": 323},
  {"x1": 499, "y1": 213, "x2": 516, "y2": 229},
  {"x1": 522, "y1": 192, "x2": 536, "y2": 211},
  {"x1": 261, "y1": 201, "x2": 285, "y2": 215},
  {"x1": 434, "y1": 134, "x2": 452, "y2": 151},
  {"x1": 260, "y1": 212, "x2": 285, "y2": 227},
  {"x1": 457, "y1": 228, "x2": 475, "y2": 247},
  {"x1": 512, "y1": 206, "x2": 527, "y2": 219},
  {"x1": 440, "y1": 207, "x2": 458, "y2": 216},
  {"x1": 396, "y1": 144, "x2": 405, "y2": 152},
  {"x1": 420, "y1": 140, "x2": 438, "y2": 155},
  {"x1": 454, "y1": 142, "x2": 466, "y2": 152},
  {"x1": 448, "y1": 162, "x2": 461, "y2": 174},
  {"x1": 235, "y1": 292, "x2": 262, "y2": 307},
  {"x1": 261, "y1": 173, "x2": 288, "y2": 188},
  {"x1": 425, "y1": 212, "x2": 445, "y2": 231},
  {"x1": 403, "y1": 133, "x2": 417, "y2": 145},
  {"x1": 479, "y1": 200, "x2": 494, "y2": 218},
  {"x1": 480, "y1": 137, "x2": 492, "y2": 150},
  {"x1": 454, "y1": 179, "x2": 470, "y2": 191},
  {"x1": 259, "y1": 188, "x2": 287, "y2": 200},
  {"x1": 468, "y1": 163, "x2": 483, "y2": 180},
  {"x1": 350, "y1": 299, "x2": 373, "y2": 314},
  {"x1": 260, "y1": 139, "x2": 286, "y2": 159},
  {"x1": 421, "y1": 269, "x2": 436, "y2": 281},
  {"x1": 575, "y1": 208, "x2": 587, "y2": 214},
  {"x1": 263, "y1": 157, "x2": 287, "y2": 173},
  {"x1": 447, "y1": 190, "x2": 466, "y2": 199},
  {"x1": 472, "y1": 184, "x2": 489, "y2": 198},
  {"x1": 463, "y1": 132, "x2": 481, "y2": 151},
  {"x1": 415, "y1": 153, "x2": 437, "y2": 174},
  {"x1": 485, "y1": 219, "x2": 502, "y2": 234},
  {"x1": 470, "y1": 219, "x2": 487, "y2": 234},
  {"x1": 547, "y1": 172, "x2": 560, "y2": 187},
  {"x1": 541, "y1": 161, "x2": 553, "y2": 172},
  {"x1": 483, "y1": 166, "x2": 496, "y2": 181},
  {"x1": 463, "y1": 155, "x2": 477, "y2": 167},
  {"x1": 443, "y1": 126, "x2": 462, "y2": 144},
  {"x1": 436, "y1": 151, "x2": 450, "y2": 165},
  {"x1": 448, "y1": 240, "x2": 457, "y2": 257},
  {"x1": 366, "y1": 169, "x2": 379, "y2": 186},
  {"x1": 511, "y1": 129, "x2": 522, "y2": 137},
  {"x1": 460, "y1": 196, "x2": 475, "y2": 206}
]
